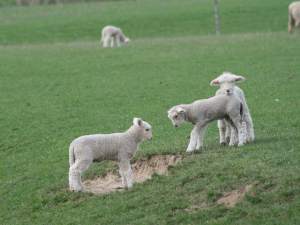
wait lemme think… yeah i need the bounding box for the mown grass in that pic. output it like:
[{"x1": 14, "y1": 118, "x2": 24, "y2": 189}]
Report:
[{"x1": 1, "y1": 0, "x2": 300, "y2": 224}]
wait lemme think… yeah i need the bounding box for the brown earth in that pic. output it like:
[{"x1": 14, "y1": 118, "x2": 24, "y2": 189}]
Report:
[
  {"x1": 217, "y1": 181, "x2": 259, "y2": 207},
  {"x1": 84, "y1": 155, "x2": 181, "y2": 195}
]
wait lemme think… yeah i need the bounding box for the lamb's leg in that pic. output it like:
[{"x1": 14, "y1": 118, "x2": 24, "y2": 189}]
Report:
[
  {"x1": 288, "y1": 13, "x2": 295, "y2": 33},
  {"x1": 237, "y1": 122, "x2": 247, "y2": 146},
  {"x1": 229, "y1": 126, "x2": 238, "y2": 146},
  {"x1": 119, "y1": 161, "x2": 133, "y2": 189},
  {"x1": 103, "y1": 35, "x2": 110, "y2": 48},
  {"x1": 110, "y1": 37, "x2": 114, "y2": 47},
  {"x1": 288, "y1": 11, "x2": 295, "y2": 33},
  {"x1": 186, "y1": 127, "x2": 198, "y2": 152},
  {"x1": 196, "y1": 127, "x2": 205, "y2": 150},
  {"x1": 225, "y1": 118, "x2": 238, "y2": 146},
  {"x1": 69, "y1": 159, "x2": 92, "y2": 192},
  {"x1": 115, "y1": 35, "x2": 121, "y2": 47},
  {"x1": 227, "y1": 116, "x2": 246, "y2": 146},
  {"x1": 244, "y1": 113, "x2": 254, "y2": 142},
  {"x1": 187, "y1": 125, "x2": 204, "y2": 152},
  {"x1": 225, "y1": 123, "x2": 231, "y2": 144},
  {"x1": 218, "y1": 119, "x2": 226, "y2": 146},
  {"x1": 118, "y1": 163, "x2": 127, "y2": 188}
]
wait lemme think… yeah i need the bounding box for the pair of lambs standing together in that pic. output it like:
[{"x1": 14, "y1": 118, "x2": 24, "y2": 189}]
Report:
[
  {"x1": 69, "y1": 73, "x2": 254, "y2": 193},
  {"x1": 168, "y1": 72, "x2": 254, "y2": 152}
]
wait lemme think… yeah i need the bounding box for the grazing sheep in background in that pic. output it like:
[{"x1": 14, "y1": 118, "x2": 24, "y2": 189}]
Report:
[
  {"x1": 101, "y1": 25, "x2": 130, "y2": 48},
  {"x1": 69, "y1": 118, "x2": 152, "y2": 193},
  {"x1": 167, "y1": 95, "x2": 246, "y2": 152},
  {"x1": 210, "y1": 72, "x2": 254, "y2": 146},
  {"x1": 288, "y1": 2, "x2": 300, "y2": 33}
]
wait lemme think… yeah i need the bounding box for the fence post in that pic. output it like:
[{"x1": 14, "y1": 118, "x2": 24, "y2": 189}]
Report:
[{"x1": 214, "y1": 0, "x2": 220, "y2": 36}]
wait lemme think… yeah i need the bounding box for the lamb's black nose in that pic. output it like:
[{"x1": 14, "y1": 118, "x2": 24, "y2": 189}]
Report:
[{"x1": 175, "y1": 125, "x2": 178, "y2": 127}]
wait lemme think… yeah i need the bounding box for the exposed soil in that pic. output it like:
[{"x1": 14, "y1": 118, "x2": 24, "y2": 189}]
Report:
[
  {"x1": 217, "y1": 181, "x2": 258, "y2": 207},
  {"x1": 84, "y1": 155, "x2": 181, "y2": 195}
]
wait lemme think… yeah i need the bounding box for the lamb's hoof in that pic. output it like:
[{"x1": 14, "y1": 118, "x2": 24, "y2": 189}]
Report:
[
  {"x1": 124, "y1": 186, "x2": 132, "y2": 191},
  {"x1": 220, "y1": 142, "x2": 226, "y2": 147},
  {"x1": 225, "y1": 137, "x2": 230, "y2": 143},
  {"x1": 186, "y1": 148, "x2": 195, "y2": 153},
  {"x1": 238, "y1": 143, "x2": 244, "y2": 147},
  {"x1": 247, "y1": 137, "x2": 254, "y2": 142},
  {"x1": 229, "y1": 142, "x2": 237, "y2": 147},
  {"x1": 71, "y1": 189, "x2": 85, "y2": 193}
]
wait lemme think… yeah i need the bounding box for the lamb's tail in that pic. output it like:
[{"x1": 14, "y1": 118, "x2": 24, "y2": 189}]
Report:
[{"x1": 69, "y1": 143, "x2": 75, "y2": 166}]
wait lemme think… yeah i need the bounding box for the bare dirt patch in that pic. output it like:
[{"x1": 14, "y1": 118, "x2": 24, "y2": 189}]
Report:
[
  {"x1": 217, "y1": 181, "x2": 258, "y2": 207},
  {"x1": 84, "y1": 155, "x2": 181, "y2": 195}
]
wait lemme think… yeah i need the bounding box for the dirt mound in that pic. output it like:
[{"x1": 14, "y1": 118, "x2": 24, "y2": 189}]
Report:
[
  {"x1": 217, "y1": 181, "x2": 258, "y2": 207},
  {"x1": 84, "y1": 155, "x2": 181, "y2": 195}
]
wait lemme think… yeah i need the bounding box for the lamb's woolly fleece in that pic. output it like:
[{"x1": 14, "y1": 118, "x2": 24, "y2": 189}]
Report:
[
  {"x1": 168, "y1": 94, "x2": 246, "y2": 152},
  {"x1": 210, "y1": 72, "x2": 254, "y2": 145},
  {"x1": 101, "y1": 25, "x2": 130, "y2": 47},
  {"x1": 69, "y1": 118, "x2": 152, "y2": 193}
]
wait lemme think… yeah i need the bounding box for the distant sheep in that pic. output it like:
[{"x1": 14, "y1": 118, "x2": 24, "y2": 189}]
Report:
[
  {"x1": 288, "y1": 2, "x2": 300, "y2": 33},
  {"x1": 168, "y1": 95, "x2": 246, "y2": 152},
  {"x1": 210, "y1": 72, "x2": 254, "y2": 146},
  {"x1": 69, "y1": 118, "x2": 152, "y2": 193},
  {"x1": 101, "y1": 25, "x2": 130, "y2": 47}
]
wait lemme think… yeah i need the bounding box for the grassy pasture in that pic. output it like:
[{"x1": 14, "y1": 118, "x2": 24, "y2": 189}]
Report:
[
  {"x1": 1, "y1": 0, "x2": 300, "y2": 224},
  {"x1": 0, "y1": 0, "x2": 294, "y2": 45}
]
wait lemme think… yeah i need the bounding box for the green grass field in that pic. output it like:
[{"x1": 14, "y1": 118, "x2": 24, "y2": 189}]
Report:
[{"x1": 1, "y1": 0, "x2": 300, "y2": 224}]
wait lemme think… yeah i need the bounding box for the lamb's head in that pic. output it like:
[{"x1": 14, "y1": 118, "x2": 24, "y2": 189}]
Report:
[
  {"x1": 167, "y1": 107, "x2": 186, "y2": 127},
  {"x1": 133, "y1": 117, "x2": 152, "y2": 141},
  {"x1": 124, "y1": 37, "x2": 130, "y2": 45},
  {"x1": 210, "y1": 72, "x2": 245, "y2": 95}
]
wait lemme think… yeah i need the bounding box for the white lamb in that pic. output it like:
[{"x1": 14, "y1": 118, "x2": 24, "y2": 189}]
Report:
[
  {"x1": 69, "y1": 118, "x2": 152, "y2": 193},
  {"x1": 288, "y1": 2, "x2": 300, "y2": 33},
  {"x1": 167, "y1": 94, "x2": 246, "y2": 152},
  {"x1": 210, "y1": 72, "x2": 254, "y2": 146},
  {"x1": 101, "y1": 25, "x2": 130, "y2": 48}
]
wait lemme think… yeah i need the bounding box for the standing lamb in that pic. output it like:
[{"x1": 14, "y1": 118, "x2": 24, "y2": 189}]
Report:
[
  {"x1": 101, "y1": 25, "x2": 130, "y2": 48},
  {"x1": 69, "y1": 118, "x2": 152, "y2": 193},
  {"x1": 210, "y1": 72, "x2": 254, "y2": 146},
  {"x1": 288, "y1": 2, "x2": 300, "y2": 33},
  {"x1": 167, "y1": 94, "x2": 246, "y2": 152}
]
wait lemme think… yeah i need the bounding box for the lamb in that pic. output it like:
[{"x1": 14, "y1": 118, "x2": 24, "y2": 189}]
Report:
[
  {"x1": 210, "y1": 72, "x2": 254, "y2": 146},
  {"x1": 69, "y1": 118, "x2": 152, "y2": 193},
  {"x1": 288, "y1": 2, "x2": 300, "y2": 33},
  {"x1": 167, "y1": 94, "x2": 246, "y2": 152},
  {"x1": 101, "y1": 25, "x2": 130, "y2": 48}
]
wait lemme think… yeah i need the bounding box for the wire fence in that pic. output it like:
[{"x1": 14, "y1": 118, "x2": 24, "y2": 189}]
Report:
[{"x1": 0, "y1": 0, "x2": 127, "y2": 7}]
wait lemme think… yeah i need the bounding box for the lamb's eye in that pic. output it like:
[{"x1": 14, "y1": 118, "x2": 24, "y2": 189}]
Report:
[
  {"x1": 174, "y1": 115, "x2": 178, "y2": 119},
  {"x1": 146, "y1": 129, "x2": 149, "y2": 132}
]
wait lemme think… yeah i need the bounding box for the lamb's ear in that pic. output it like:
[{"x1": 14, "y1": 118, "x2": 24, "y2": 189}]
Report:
[
  {"x1": 133, "y1": 117, "x2": 143, "y2": 126},
  {"x1": 176, "y1": 108, "x2": 185, "y2": 114},
  {"x1": 210, "y1": 79, "x2": 220, "y2": 86},
  {"x1": 235, "y1": 76, "x2": 245, "y2": 83}
]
